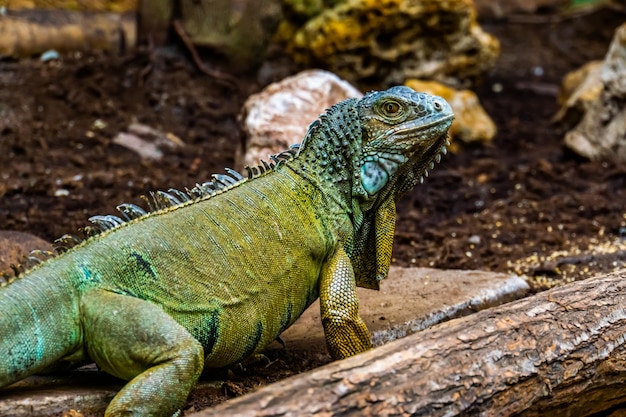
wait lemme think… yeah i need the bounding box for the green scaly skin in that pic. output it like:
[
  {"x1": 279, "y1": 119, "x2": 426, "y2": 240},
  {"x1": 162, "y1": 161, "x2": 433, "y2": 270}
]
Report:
[{"x1": 0, "y1": 86, "x2": 453, "y2": 416}]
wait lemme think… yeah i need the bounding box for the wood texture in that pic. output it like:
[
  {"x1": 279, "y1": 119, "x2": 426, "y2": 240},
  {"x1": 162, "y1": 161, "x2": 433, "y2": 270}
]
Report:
[
  {"x1": 138, "y1": 0, "x2": 172, "y2": 45},
  {"x1": 191, "y1": 269, "x2": 626, "y2": 417},
  {"x1": 3, "y1": 0, "x2": 137, "y2": 12},
  {"x1": 0, "y1": 9, "x2": 136, "y2": 57}
]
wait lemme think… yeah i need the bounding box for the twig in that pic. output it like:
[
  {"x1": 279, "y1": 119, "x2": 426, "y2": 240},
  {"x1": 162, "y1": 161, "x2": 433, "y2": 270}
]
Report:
[
  {"x1": 137, "y1": 36, "x2": 155, "y2": 87},
  {"x1": 534, "y1": 250, "x2": 626, "y2": 275},
  {"x1": 514, "y1": 81, "x2": 560, "y2": 97}
]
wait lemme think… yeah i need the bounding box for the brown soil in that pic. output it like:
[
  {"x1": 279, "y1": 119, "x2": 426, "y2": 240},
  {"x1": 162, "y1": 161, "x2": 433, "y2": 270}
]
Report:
[{"x1": 1, "y1": 6, "x2": 625, "y2": 414}]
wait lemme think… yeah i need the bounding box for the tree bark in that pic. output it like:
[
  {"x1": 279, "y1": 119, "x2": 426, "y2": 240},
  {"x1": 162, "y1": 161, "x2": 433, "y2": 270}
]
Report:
[
  {"x1": 0, "y1": 9, "x2": 135, "y2": 57},
  {"x1": 138, "y1": 0, "x2": 172, "y2": 45},
  {"x1": 191, "y1": 268, "x2": 626, "y2": 417},
  {"x1": 2, "y1": 0, "x2": 137, "y2": 12}
]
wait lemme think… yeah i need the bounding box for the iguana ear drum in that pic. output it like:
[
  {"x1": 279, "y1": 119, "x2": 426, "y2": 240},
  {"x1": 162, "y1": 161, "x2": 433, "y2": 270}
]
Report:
[
  {"x1": 360, "y1": 149, "x2": 411, "y2": 195},
  {"x1": 360, "y1": 160, "x2": 388, "y2": 195},
  {"x1": 360, "y1": 156, "x2": 409, "y2": 195}
]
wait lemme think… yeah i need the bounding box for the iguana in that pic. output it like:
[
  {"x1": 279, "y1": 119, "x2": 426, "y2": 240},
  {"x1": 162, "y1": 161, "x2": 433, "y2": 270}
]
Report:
[{"x1": 0, "y1": 86, "x2": 453, "y2": 416}]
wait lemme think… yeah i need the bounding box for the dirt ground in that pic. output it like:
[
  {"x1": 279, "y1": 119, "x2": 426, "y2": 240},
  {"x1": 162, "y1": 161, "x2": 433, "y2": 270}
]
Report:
[{"x1": 1, "y1": 5, "x2": 625, "y2": 414}]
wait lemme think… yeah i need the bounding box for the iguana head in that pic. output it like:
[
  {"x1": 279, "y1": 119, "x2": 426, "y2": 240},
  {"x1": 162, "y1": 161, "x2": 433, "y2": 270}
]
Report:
[
  {"x1": 357, "y1": 86, "x2": 454, "y2": 201},
  {"x1": 350, "y1": 86, "x2": 453, "y2": 289}
]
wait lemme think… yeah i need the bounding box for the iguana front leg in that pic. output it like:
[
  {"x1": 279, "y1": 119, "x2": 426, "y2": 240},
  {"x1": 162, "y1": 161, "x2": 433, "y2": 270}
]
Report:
[
  {"x1": 319, "y1": 246, "x2": 373, "y2": 359},
  {"x1": 82, "y1": 290, "x2": 204, "y2": 417}
]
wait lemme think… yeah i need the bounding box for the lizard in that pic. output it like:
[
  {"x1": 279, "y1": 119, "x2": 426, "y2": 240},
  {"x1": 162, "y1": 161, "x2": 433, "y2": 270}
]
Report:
[{"x1": 0, "y1": 86, "x2": 453, "y2": 416}]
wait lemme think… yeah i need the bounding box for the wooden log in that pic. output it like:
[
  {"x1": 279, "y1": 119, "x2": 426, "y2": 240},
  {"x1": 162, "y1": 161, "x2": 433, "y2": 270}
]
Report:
[
  {"x1": 191, "y1": 268, "x2": 626, "y2": 417},
  {"x1": 0, "y1": 9, "x2": 136, "y2": 57},
  {"x1": 3, "y1": 0, "x2": 137, "y2": 12}
]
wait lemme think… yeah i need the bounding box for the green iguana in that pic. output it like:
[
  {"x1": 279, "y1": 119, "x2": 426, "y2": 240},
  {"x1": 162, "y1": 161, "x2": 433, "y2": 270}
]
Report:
[{"x1": 0, "y1": 86, "x2": 453, "y2": 416}]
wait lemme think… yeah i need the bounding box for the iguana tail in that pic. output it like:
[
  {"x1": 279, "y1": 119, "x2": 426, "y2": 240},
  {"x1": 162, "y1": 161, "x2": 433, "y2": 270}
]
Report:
[{"x1": 0, "y1": 270, "x2": 82, "y2": 387}]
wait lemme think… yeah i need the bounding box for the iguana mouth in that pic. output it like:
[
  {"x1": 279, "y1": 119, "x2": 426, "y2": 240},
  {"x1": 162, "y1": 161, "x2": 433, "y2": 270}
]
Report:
[
  {"x1": 413, "y1": 132, "x2": 451, "y2": 185},
  {"x1": 401, "y1": 113, "x2": 454, "y2": 135},
  {"x1": 427, "y1": 132, "x2": 450, "y2": 158},
  {"x1": 377, "y1": 113, "x2": 454, "y2": 141},
  {"x1": 384, "y1": 114, "x2": 454, "y2": 164}
]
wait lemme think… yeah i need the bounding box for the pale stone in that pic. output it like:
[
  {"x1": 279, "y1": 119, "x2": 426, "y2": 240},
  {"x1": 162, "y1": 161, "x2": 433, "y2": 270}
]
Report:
[
  {"x1": 0, "y1": 231, "x2": 52, "y2": 275},
  {"x1": 405, "y1": 79, "x2": 496, "y2": 146},
  {"x1": 557, "y1": 23, "x2": 626, "y2": 162},
  {"x1": 554, "y1": 61, "x2": 603, "y2": 125},
  {"x1": 277, "y1": 0, "x2": 500, "y2": 87},
  {"x1": 112, "y1": 123, "x2": 185, "y2": 161},
  {"x1": 0, "y1": 371, "x2": 116, "y2": 417},
  {"x1": 238, "y1": 69, "x2": 362, "y2": 170},
  {"x1": 280, "y1": 267, "x2": 529, "y2": 350}
]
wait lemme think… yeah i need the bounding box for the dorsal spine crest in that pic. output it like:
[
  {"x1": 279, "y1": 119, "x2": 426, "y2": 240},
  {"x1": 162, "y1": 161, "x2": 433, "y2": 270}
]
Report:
[{"x1": 2, "y1": 142, "x2": 306, "y2": 280}]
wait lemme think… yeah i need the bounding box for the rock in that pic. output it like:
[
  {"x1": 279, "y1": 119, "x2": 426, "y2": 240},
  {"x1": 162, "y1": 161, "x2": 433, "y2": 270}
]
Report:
[
  {"x1": 238, "y1": 69, "x2": 362, "y2": 169},
  {"x1": 179, "y1": 0, "x2": 283, "y2": 71},
  {"x1": 282, "y1": 0, "x2": 328, "y2": 19},
  {"x1": 112, "y1": 123, "x2": 185, "y2": 161},
  {"x1": 556, "y1": 23, "x2": 626, "y2": 162},
  {"x1": 553, "y1": 60, "x2": 603, "y2": 130},
  {"x1": 0, "y1": 369, "x2": 117, "y2": 417},
  {"x1": 0, "y1": 231, "x2": 53, "y2": 276},
  {"x1": 274, "y1": 267, "x2": 530, "y2": 351},
  {"x1": 405, "y1": 79, "x2": 496, "y2": 146},
  {"x1": 277, "y1": 0, "x2": 500, "y2": 87},
  {"x1": 472, "y1": 0, "x2": 569, "y2": 18}
]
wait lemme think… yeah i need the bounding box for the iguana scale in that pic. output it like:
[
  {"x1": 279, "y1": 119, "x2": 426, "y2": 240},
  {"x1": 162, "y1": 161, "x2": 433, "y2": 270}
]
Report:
[{"x1": 0, "y1": 86, "x2": 453, "y2": 416}]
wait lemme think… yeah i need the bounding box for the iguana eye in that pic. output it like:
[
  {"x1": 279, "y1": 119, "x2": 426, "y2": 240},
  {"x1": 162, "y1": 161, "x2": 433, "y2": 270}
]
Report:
[{"x1": 383, "y1": 101, "x2": 400, "y2": 115}]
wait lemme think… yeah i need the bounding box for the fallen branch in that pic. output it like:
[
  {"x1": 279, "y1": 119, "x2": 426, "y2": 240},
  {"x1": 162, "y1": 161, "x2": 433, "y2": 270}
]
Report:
[
  {"x1": 0, "y1": 9, "x2": 136, "y2": 57},
  {"x1": 192, "y1": 268, "x2": 626, "y2": 417},
  {"x1": 533, "y1": 249, "x2": 626, "y2": 276}
]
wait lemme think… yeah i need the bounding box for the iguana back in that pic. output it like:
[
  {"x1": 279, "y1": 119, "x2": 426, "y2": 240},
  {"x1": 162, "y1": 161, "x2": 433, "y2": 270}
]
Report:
[{"x1": 69, "y1": 167, "x2": 334, "y2": 366}]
